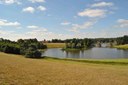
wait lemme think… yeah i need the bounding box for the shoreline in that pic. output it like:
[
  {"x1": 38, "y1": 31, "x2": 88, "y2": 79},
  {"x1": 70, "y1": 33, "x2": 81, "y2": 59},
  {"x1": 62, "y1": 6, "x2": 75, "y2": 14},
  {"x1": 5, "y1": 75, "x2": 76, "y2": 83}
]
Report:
[{"x1": 43, "y1": 56, "x2": 128, "y2": 65}]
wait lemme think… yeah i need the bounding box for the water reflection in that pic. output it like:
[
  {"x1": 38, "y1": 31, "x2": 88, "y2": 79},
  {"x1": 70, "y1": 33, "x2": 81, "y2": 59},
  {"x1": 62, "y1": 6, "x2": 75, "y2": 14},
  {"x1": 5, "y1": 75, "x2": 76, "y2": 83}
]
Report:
[
  {"x1": 64, "y1": 51, "x2": 80, "y2": 58},
  {"x1": 42, "y1": 48, "x2": 128, "y2": 59}
]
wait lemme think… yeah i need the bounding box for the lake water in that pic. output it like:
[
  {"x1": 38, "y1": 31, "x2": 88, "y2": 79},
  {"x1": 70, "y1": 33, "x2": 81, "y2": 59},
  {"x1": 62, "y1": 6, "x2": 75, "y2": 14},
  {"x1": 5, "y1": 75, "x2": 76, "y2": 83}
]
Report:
[{"x1": 42, "y1": 48, "x2": 128, "y2": 59}]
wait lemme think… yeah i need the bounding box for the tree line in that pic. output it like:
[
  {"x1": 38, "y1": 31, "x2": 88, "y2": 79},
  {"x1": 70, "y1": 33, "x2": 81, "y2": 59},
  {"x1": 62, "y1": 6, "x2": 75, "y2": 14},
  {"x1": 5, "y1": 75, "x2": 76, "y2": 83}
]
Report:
[
  {"x1": 64, "y1": 35, "x2": 128, "y2": 49},
  {"x1": 43, "y1": 35, "x2": 128, "y2": 45}
]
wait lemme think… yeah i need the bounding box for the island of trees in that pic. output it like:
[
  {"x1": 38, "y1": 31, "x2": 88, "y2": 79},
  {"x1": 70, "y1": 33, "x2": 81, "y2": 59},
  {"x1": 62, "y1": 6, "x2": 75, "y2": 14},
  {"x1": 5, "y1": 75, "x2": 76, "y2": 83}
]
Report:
[{"x1": 63, "y1": 35, "x2": 128, "y2": 50}]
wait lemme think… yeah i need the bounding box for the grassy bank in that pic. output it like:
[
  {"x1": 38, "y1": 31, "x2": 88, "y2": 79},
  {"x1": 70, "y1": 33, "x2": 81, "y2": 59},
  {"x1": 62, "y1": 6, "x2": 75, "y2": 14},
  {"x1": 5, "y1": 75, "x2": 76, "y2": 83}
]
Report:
[
  {"x1": 44, "y1": 43, "x2": 65, "y2": 48},
  {"x1": 45, "y1": 57, "x2": 128, "y2": 65},
  {"x1": 114, "y1": 44, "x2": 128, "y2": 50},
  {"x1": 0, "y1": 53, "x2": 128, "y2": 85}
]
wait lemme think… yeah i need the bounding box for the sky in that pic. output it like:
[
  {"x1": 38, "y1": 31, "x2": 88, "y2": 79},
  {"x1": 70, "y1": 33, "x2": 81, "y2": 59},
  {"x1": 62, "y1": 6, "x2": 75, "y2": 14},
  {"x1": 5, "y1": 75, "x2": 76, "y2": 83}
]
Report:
[{"x1": 0, "y1": 0, "x2": 128, "y2": 41}]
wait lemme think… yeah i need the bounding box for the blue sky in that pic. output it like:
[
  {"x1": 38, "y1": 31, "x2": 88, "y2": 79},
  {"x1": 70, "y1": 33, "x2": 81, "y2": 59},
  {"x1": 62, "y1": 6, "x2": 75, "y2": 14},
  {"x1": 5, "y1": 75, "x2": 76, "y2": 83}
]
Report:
[{"x1": 0, "y1": 0, "x2": 128, "y2": 41}]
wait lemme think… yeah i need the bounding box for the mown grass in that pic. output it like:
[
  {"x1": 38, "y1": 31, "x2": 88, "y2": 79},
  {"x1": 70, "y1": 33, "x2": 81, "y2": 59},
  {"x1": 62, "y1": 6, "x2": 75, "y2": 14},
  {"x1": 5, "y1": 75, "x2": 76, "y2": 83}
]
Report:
[
  {"x1": 44, "y1": 43, "x2": 65, "y2": 48},
  {"x1": 114, "y1": 44, "x2": 128, "y2": 50},
  {"x1": 0, "y1": 52, "x2": 128, "y2": 85}
]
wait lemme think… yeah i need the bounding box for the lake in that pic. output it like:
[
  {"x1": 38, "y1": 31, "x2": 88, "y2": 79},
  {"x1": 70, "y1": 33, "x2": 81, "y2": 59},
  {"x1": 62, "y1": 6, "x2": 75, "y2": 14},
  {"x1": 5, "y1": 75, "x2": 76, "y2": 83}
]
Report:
[{"x1": 42, "y1": 48, "x2": 128, "y2": 59}]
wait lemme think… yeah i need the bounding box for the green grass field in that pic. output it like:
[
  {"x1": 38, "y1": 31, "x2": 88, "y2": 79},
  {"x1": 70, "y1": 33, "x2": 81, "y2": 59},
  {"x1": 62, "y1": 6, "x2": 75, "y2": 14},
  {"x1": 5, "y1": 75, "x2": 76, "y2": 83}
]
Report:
[
  {"x1": 114, "y1": 44, "x2": 128, "y2": 49},
  {"x1": 44, "y1": 43, "x2": 65, "y2": 48},
  {"x1": 0, "y1": 53, "x2": 128, "y2": 85}
]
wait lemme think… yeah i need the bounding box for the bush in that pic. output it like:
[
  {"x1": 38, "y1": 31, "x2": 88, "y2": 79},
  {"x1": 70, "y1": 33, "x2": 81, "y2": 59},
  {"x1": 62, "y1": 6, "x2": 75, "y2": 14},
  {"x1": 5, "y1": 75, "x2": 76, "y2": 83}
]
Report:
[
  {"x1": 3, "y1": 45, "x2": 20, "y2": 54},
  {"x1": 25, "y1": 50, "x2": 42, "y2": 58},
  {"x1": 25, "y1": 46, "x2": 42, "y2": 58},
  {"x1": 0, "y1": 38, "x2": 47, "y2": 57}
]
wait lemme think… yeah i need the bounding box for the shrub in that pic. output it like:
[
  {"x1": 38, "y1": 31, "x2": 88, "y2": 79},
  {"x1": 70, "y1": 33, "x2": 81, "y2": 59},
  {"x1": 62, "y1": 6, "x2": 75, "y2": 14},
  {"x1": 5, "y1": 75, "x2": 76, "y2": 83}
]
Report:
[
  {"x1": 3, "y1": 45, "x2": 20, "y2": 54},
  {"x1": 25, "y1": 46, "x2": 42, "y2": 58},
  {"x1": 25, "y1": 50, "x2": 42, "y2": 58}
]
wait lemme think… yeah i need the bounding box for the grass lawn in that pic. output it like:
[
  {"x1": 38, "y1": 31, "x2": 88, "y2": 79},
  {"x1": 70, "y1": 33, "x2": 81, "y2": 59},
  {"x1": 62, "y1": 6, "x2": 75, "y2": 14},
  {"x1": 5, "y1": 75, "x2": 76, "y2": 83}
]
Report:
[
  {"x1": 0, "y1": 52, "x2": 128, "y2": 85},
  {"x1": 114, "y1": 44, "x2": 128, "y2": 49},
  {"x1": 44, "y1": 43, "x2": 65, "y2": 48}
]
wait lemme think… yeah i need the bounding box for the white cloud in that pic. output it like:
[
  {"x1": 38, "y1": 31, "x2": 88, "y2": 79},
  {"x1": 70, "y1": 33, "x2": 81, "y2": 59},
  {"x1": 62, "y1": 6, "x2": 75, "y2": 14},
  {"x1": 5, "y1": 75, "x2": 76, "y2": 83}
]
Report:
[
  {"x1": 22, "y1": 7, "x2": 35, "y2": 13},
  {"x1": 118, "y1": 19, "x2": 128, "y2": 24},
  {"x1": 0, "y1": 30, "x2": 14, "y2": 35},
  {"x1": 37, "y1": 6, "x2": 46, "y2": 11},
  {"x1": 27, "y1": 29, "x2": 47, "y2": 35},
  {"x1": 75, "y1": 1, "x2": 116, "y2": 33},
  {"x1": 23, "y1": 6, "x2": 46, "y2": 13},
  {"x1": 94, "y1": 0, "x2": 102, "y2": 1},
  {"x1": 0, "y1": 0, "x2": 21, "y2": 5},
  {"x1": 78, "y1": 9, "x2": 107, "y2": 18},
  {"x1": 69, "y1": 20, "x2": 97, "y2": 32},
  {"x1": 24, "y1": 30, "x2": 74, "y2": 40},
  {"x1": 29, "y1": 0, "x2": 45, "y2": 3},
  {"x1": 0, "y1": 19, "x2": 20, "y2": 27},
  {"x1": 61, "y1": 21, "x2": 71, "y2": 25},
  {"x1": 115, "y1": 19, "x2": 128, "y2": 28},
  {"x1": 27, "y1": 25, "x2": 47, "y2": 32},
  {"x1": 1, "y1": 29, "x2": 127, "y2": 41},
  {"x1": 91, "y1": 2, "x2": 114, "y2": 7},
  {"x1": 27, "y1": 25, "x2": 39, "y2": 29},
  {"x1": 68, "y1": 27, "x2": 78, "y2": 33}
]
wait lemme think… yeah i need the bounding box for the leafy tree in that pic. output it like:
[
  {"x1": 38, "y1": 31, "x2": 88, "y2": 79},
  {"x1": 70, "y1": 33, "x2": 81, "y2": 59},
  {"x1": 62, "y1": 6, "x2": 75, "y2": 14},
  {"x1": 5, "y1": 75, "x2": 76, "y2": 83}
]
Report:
[
  {"x1": 0, "y1": 38, "x2": 46, "y2": 58},
  {"x1": 25, "y1": 45, "x2": 41, "y2": 58}
]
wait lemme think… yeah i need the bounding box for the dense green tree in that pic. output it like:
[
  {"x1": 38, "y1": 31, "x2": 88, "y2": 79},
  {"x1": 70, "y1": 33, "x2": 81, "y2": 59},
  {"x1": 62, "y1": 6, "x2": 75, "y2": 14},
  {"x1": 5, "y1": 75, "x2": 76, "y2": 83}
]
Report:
[
  {"x1": 65, "y1": 38, "x2": 94, "y2": 49},
  {"x1": 25, "y1": 45, "x2": 41, "y2": 58},
  {"x1": 0, "y1": 38, "x2": 46, "y2": 58}
]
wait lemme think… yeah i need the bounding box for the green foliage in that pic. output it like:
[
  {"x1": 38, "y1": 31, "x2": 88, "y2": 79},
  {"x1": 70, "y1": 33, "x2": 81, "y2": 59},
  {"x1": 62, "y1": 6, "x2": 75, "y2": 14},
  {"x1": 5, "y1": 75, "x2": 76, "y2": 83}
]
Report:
[
  {"x1": 20, "y1": 44, "x2": 42, "y2": 58},
  {"x1": 18, "y1": 39, "x2": 45, "y2": 58},
  {"x1": 116, "y1": 35, "x2": 128, "y2": 45},
  {"x1": 3, "y1": 45, "x2": 20, "y2": 54},
  {"x1": 65, "y1": 35, "x2": 128, "y2": 49},
  {"x1": 94, "y1": 35, "x2": 128, "y2": 46},
  {"x1": 65, "y1": 38, "x2": 94, "y2": 49},
  {"x1": 18, "y1": 38, "x2": 47, "y2": 50},
  {"x1": 51, "y1": 39, "x2": 64, "y2": 43},
  {"x1": 25, "y1": 46, "x2": 41, "y2": 58},
  {"x1": 0, "y1": 38, "x2": 47, "y2": 58},
  {"x1": 0, "y1": 38, "x2": 20, "y2": 54}
]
